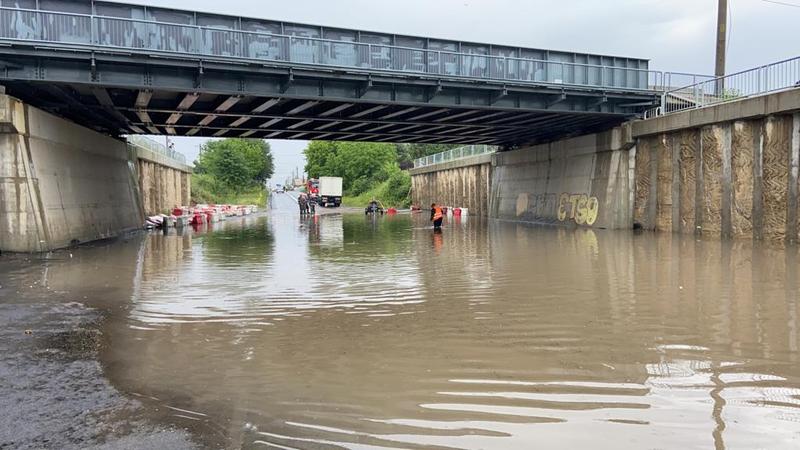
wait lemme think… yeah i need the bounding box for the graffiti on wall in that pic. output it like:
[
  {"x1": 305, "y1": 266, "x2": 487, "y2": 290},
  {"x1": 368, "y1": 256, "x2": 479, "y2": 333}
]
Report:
[
  {"x1": 557, "y1": 193, "x2": 599, "y2": 226},
  {"x1": 515, "y1": 192, "x2": 599, "y2": 226}
]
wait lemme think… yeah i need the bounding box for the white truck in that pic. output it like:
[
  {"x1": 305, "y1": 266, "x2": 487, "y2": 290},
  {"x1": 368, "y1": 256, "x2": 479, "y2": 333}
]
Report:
[{"x1": 318, "y1": 176, "x2": 343, "y2": 207}]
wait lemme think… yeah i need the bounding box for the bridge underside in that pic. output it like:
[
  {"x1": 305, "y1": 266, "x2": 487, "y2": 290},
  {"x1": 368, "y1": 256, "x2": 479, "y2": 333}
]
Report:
[{"x1": 0, "y1": 48, "x2": 655, "y2": 146}]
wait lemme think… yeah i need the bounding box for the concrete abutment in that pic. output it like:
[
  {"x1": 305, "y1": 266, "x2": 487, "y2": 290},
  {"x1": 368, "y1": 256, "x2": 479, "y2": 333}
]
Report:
[
  {"x1": 412, "y1": 89, "x2": 800, "y2": 242},
  {"x1": 0, "y1": 94, "x2": 191, "y2": 252},
  {"x1": 411, "y1": 126, "x2": 635, "y2": 229},
  {"x1": 632, "y1": 89, "x2": 800, "y2": 242}
]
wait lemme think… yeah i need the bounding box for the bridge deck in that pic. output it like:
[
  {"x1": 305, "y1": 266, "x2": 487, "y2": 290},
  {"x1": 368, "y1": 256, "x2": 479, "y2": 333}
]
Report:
[{"x1": 0, "y1": 1, "x2": 662, "y2": 145}]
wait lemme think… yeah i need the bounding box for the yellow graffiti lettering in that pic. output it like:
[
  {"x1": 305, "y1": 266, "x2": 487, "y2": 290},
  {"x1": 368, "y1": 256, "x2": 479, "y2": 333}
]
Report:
[
  {"x1": 574, "y1": 194, "x2": 589, "y2": 225},
  {"x1": 585, "y1": 196, "x2": 599, "y2": 225},
  {"x1": 557, "y1": 193, "x2": 570, "y2": 221},
  {"x1": 557, "y1": 193, "x2": 600, "y2": 226}
]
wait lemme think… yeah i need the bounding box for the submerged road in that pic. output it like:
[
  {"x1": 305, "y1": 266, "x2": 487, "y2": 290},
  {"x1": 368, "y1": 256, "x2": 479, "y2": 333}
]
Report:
[{"x1": 1, "y1": 196, "x2": 800, "y2": 449}]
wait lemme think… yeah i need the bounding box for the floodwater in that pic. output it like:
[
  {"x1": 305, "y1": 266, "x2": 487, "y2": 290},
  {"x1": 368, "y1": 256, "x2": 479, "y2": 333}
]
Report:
[{"x1": 3, "y1": 193, "x2": 800, "y2": 449}]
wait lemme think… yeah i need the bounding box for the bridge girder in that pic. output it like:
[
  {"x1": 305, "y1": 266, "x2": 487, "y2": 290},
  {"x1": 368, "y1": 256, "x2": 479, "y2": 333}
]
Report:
[{"x1": 0, "y1": 47, "x2": 656, "y2": 146}]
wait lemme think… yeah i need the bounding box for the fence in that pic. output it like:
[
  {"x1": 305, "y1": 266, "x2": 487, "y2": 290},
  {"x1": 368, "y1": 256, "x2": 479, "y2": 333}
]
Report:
[
  {"x1": 414, "y1": 145, "x2": 496, "y2": 168},
  {"x1": 645, "y1": 56, "x2": 800, "y2": 119},
  {"x1": 0, "y1": 6, "x2": 677, "y2": 92},
  {"x1": 127, "y1": 135, "x2": 188, "y2": 165}
]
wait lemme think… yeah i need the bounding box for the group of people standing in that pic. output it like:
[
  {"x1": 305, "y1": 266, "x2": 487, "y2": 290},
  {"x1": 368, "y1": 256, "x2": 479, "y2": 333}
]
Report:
[{"x1": 298, "y1": 193, "x2": 316, "y2": 216}]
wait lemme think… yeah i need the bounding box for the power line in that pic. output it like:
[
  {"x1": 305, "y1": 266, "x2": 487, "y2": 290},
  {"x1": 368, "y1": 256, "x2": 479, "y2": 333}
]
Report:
[{"x1": 762, "y1": 0, "x2": 800, "y2": 8}]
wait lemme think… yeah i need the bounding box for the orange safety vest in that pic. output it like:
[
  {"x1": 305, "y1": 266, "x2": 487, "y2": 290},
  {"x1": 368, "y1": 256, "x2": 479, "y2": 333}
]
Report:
[{"x1": 432, "y1": 207, "x2": 443, "y2": 221}]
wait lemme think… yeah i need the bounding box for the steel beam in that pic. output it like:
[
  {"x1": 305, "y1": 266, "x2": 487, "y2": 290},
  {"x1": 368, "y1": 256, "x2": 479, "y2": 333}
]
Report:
[
  {"x1": 288, "y1": 119, "x2": 313, "y2": 130},
  {"x1": 350, "y1": 105, "x2": 389, "y2": 118},
  {"x1": 315, "y1": 121, "x2": 341, "y2": 131},
  {"x1": 434, "y1": 110, "x2": 481, "y2": 122},
  {"x1": 286, "y1": 100, "x2": 320, "y2": 115},
  {"x1": 215, "y1": 95, "x2": 242, "y2": 112},
  {"x1": 260, "y1": 118, "x2": 283, "y2": 128},
  {"x1": 134, "y1": 90, "x2": 153, "y2": 108},
  {"x1": 230, "y1": 117, "x2": 250, "y2": 127},
  {"x1": 130, "y1": 122, "x2": 500, "y2": 141},
  {"x1": 118, "y1": 106, "x2": 509, "y2": 133},
  {"x1": 379, "y1": 107, "x2": 419, "y2": 120},
  {"x1": 252, "y1": 98, "x2": 281, "y2": 113},
  {"x1": 318, "y1": 103, "x2": 354, "y2": 117}
]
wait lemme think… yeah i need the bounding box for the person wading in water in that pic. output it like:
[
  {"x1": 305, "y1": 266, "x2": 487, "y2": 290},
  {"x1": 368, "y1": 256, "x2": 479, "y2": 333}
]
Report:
[
  {"x1": 298, "y1": 193, "x2": 308, "y2": 215},
  {"x1": 430, "y1": 203, "x2": 444, "y2": 231}
]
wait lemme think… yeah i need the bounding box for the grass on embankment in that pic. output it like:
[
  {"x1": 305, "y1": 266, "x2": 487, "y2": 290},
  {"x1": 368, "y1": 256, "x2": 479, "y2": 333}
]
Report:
[
  {"x1": 342, "y1": 172, "x2": 411, "y2": 209},
  {"x1": 191, "y1": 173, "x2": 268, "y2": 207}
]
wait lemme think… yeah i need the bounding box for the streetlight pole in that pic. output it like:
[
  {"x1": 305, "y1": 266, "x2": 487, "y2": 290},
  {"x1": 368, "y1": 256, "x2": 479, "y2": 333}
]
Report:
[{"x1": 715, "y1": 0, "x2": 728, "y2": 93}]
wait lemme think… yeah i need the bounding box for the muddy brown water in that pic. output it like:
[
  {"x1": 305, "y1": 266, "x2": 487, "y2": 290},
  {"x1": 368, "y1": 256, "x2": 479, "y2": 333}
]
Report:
[{"x1": 3, "y1": 193, "x2": 800, "y2": 449}]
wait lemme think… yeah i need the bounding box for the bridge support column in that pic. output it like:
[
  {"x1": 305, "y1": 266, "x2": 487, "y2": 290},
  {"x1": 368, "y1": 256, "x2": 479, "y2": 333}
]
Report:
[{"x1": 0, "y1": 94, "x2": 143, "y2": 252}]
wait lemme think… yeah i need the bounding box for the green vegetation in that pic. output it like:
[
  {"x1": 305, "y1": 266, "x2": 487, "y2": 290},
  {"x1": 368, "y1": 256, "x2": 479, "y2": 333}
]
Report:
[
  {"x1": 395, "y1": 143, "x2": 459, "y2": 168},
  {"x1": 191, "y1": 139, "x2": 273, "y2": 206},
  {"x1": 720, "y1": 88, "x2": 743, "y2": 101},
  {"x1": 304, "y1": 141, "x2": 452, "y2": 208}
]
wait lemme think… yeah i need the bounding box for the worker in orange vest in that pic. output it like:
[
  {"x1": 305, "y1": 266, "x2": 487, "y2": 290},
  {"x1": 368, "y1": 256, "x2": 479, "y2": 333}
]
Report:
[{"x1": 430, "y1": 203, "x2": 444, "y2": 230}]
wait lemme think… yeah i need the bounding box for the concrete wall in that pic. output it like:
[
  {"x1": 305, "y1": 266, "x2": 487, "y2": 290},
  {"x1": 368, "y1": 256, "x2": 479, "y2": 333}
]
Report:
[
  {"x1": 409, "y1": 127, "x2": 634, "y2": 229},
  {"x1": 632, "y1": 89, "x2": 800, "y2": 242},
  {"x1": 135, "y1": 158, "x2": 191, "y2": 216},
  {"x1": 489, "y1": 126, "x2": 635, "y2": 229},
  {"x1": 128, "y1": 141, "x2": 192, "y2": 217},
  {"x1": 410, "y1": 153, "x2": 492, "y2": 216},
  {"x1": 0, "y1": 94, "x2": 143, "y2": 252}
]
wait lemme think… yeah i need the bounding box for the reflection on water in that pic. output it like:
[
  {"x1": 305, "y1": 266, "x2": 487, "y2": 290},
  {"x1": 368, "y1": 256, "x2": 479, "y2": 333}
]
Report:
[{"x1": 4, "y1": 193, "x2": 800, "y2": 449}]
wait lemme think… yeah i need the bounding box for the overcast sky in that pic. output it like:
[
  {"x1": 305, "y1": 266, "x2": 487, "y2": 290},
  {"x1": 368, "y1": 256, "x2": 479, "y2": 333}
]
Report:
[{"x1": 148, "y1": 0, "x2": 798, "y2": 183}]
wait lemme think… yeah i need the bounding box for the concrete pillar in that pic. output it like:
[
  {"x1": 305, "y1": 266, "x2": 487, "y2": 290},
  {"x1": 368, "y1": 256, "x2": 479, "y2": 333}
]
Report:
[
  {"x1": 695, "y1": 128, "x2": 705, "y2": 234},
  {"x1": 678, "y1": 130, "x2": 698, "y2": 234},
  {"x1": 788, "y1": 113, "x2": 800, "y2": 243},
  {"x1": 646, "y1": 138, "x2": 659, "y2": 230},
  {"x1": 721, "y1": 123, "x2": 733, "y2": 239},
  {"x1": 671, "y1": 134, "x2": 681, "y2": 233},
  {"x1": 763, "y1": 115, "x2": 793, "y2": 241},
  {"x1": 753, "y1": 121, "x2": 765, "y2": 240},
  {"x1": 628, "y1": 144, "x2": 637, "y2": 227}
]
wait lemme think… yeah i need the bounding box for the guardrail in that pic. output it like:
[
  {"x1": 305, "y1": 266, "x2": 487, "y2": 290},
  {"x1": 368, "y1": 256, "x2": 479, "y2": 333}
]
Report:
[
  {"x1": 414, "y1": 145, "x2": 496, "y2": 168},
  {"x1": 645, "y1": 56, "x2": 800, "y2": 119},
  {"x1": 0, "y1": 6, "x2": 679, "y2": 92},
  {"x1": 127, "y1": 135, "x2": 188, "y2": 165}
]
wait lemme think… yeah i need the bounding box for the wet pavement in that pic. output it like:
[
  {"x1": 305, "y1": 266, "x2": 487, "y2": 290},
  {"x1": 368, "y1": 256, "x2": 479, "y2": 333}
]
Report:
[{"x1": 2, "y1": 193, "x2": 800, "y2": 449}]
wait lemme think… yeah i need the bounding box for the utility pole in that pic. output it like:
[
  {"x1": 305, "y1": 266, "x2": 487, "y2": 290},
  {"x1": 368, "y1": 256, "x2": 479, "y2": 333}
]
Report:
[{"x1": 715, "y1": 0, "x2": 728, "y2": 93}]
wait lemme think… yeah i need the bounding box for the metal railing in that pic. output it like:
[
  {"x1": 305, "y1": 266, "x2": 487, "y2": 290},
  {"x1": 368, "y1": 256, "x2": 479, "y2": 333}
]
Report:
[
  {"x1": 645, "y1": 56, "x2": 800, "y2": 119},
  {"x1": 127, "y1": 135, "x2": 188, "y2": 165},
  {"x1": 414, "y1": 145, "x2": 496, "y2": 168},
  {"x1": 0, "y1": 6, "x2": 675, "y2": 92}
]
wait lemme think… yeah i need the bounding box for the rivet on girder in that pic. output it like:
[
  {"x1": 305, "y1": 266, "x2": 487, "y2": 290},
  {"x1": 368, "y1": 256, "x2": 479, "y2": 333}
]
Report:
[
  {"x1": 34, "y1": 64, "x2": 45, "y2": 80},
  {"x1": 142, "y1": 70, "x2": 153, "y2": 86}
]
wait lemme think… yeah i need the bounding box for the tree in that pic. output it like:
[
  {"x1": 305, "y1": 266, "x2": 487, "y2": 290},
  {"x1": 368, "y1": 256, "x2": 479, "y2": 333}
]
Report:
[
  {"x1": 395, "y1": 143, "x2": 460, "y2": 167},
  {"x1": 196, "y1": 139, "x2": 274, "y2": 191},
  {"x1": 304, "y1": 141, "x2": 397, "y2": 194}
]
